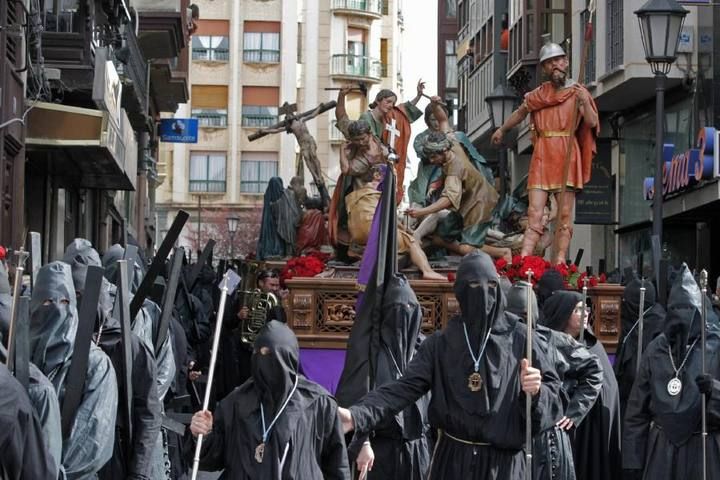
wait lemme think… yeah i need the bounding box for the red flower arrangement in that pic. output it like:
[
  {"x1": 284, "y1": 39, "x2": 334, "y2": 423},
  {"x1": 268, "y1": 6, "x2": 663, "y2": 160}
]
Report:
[
  {"x1": 280, "y1": 251, "x2": 329, "y2": 286},
  {"x1": 494, "y1": 255, "x2": 606, "y2": 290}
]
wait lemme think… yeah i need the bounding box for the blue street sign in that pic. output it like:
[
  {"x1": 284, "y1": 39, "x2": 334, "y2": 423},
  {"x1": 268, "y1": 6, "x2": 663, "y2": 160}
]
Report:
[{"x1": 159, "y1": 118, "x2": 199, "y2": 143}]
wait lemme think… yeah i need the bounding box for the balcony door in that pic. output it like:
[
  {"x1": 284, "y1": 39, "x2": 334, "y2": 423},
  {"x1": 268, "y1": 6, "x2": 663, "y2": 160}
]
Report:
[{"x1": 347, "y1": 28, "x2": 367, "y2": 75}]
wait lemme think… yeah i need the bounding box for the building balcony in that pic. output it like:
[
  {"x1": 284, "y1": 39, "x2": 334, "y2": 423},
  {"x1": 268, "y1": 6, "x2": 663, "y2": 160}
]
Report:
[
  {"x1": 149, "y1": 58, "x2": 190, "y2": 113},
  {"x1": 331, "y1": 0, "x2": 383, "y2": 20},
  {"x1": 330, "y1": 54, "x2": 382, "y2": 83},
  {"x1": 189, "y1": 180, "x2": 226, "y2": 193},
  {"x1": 134, "y1": 0, "x2": 191, "y2": 60},
  {"x1": 465, "y1": 55, "x2": 494, "y2": 142},
  {"x1": 25, "y1": 102, "x2": 137, "y2": 190},
  {"x1": 118, "y1": 25, "x2": 150, "y2": 132}
]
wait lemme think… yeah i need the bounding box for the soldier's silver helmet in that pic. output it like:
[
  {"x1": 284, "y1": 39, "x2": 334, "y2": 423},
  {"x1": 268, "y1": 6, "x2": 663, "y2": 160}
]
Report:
[{"x1": 539, "y1": 34, "x2": 566, "y2": 63}]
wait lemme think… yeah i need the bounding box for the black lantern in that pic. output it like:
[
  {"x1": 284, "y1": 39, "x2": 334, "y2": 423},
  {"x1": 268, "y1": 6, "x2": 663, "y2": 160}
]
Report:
[
  {"x1": 485, "y1": 84, "x2": 519, "y2": 200},
  {"x1": 634, "y1": 0, "x2": 687, "y2": 301},
  {"x1": 635, "y1": 0, "x2": 688, "y2": 74},
  {"x1": 226, "y1": 215, "x2": 239, "y2": 259},
  {"x1": 485, "y1": 84, "x2": 519, "y2": 131}
]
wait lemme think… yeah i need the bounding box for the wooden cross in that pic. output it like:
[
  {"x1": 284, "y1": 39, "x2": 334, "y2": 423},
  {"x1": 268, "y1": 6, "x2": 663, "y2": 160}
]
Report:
[
  {"x1": 385, "y1": 118, "x2": 400, "y2": 151},
  {"x1": 279, "y1": 102, "x2": 297, "y2": 117}
]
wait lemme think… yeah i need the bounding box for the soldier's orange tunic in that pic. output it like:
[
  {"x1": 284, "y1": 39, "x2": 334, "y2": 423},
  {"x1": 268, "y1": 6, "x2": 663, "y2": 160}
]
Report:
[{"x1": 525, "y1": 82, "x2": 599, "y2": 191}]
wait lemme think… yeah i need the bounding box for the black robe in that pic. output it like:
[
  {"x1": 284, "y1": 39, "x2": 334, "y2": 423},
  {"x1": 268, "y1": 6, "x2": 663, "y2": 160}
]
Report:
[
  {"x1": 0, "y1": 363, "x2": 58, "y2": 479},
  {"x1": 540, "y1": 290, "x2": 622, "y2": 480},
  {"x1": 623, "y1": 263, "x2": 720, "y2": 478},
  {"x1": 337, "y1": 275, "x2": 431, "y2": 480},
  {"x1": 96, "y1": 309, "x2": 162, "y2": 480},
  {"x1": 348, "y1": 314, "x2": 563, "y2": 479},
  {"x1": 623, "y1": 331, "x2": 720, "y2": 478},
  {"x1": 506, "y1": 281, "x2": 602, "y2": 480},
  {"x1": 189, "y1": 321, "x2": 351, "y2": 479},
  {"x1": 571, "y1": 332, "x2": 622, "y2": 480},
  {"x1": 533, "y1": 326, "x2": 603, "y2": 480},
  {"x1": 614, "y1": 279, "x2": 666, "y2": 415}
]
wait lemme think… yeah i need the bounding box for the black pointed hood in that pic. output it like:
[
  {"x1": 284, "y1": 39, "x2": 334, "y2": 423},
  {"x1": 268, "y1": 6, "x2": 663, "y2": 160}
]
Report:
[
  {"x1": 29, "y1": 262, "x2": 78, "y2": 388},
  {"x1": 62, "y1": 238, "x2": 102, "y2": 294},
  {"x1": 506, "y1": 280, "x2": 539, "y2": 326},
  {"x1": 103, "y1": 244, "x2": 144, "y2": 293},
  {"x1": 664, "y1": 264, "x2": 704, "y2": 351},
  {"x1": 621, "y1": 278, "x2": 657, "y2": 336},
  {"x1": 453, "y1": 251, "x2": 505, "y2": 342},
  {"x1": 251, "y1": 320, "x2": 299, "y2": 412}
]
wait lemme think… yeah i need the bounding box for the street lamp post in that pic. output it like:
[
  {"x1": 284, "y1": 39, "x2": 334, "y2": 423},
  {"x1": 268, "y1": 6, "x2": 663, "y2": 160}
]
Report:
[
  {"x1": 485, "y1": 84, "x2": 520, "y2": 200},
  {"x1": 634, "y1": 0, "x2": 688, "y2": 290},
  {"x1": 226, "y1": 215, "x2": 240, "y2": 260}
]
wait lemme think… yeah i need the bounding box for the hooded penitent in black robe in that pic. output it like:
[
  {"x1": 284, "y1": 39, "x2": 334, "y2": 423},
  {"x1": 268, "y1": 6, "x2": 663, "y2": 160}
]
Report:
[
  {"x1": 189, "y1": 321, "x2": 351, "y2": 479},
  {"x1": 0, "y1": 270, "x2": 64, "y2": 477},
  {"x1": 348, "y1": 252, "x2": 563, "y2": 479},
  {"x1": 63, "y1": 238, "x2": 163, "y2": 480},
  {"x1": 30, "y1": 262, "x2": 118, "y2": 479},
  {"x1": 507, "y1": 282, "x2": 603, "y2": 480},
  {"x1": 0, "y1": 362, "x2": 58, "y2": 479},
  {"x1": 257, "y1": 177, "x2": 288, "y2": 260},
  {"x1": 542, "y1": 290, "x2": 622, "y2": 480},
  {"x1": 103, "y1": 244, "x2": 177, "y2": 480},
  {"x1": 623, "y1": 263, "x2": 720, "y2": 478},
  {"x1": 613, "y1": 278, "x2": 666, "y2": 415}
]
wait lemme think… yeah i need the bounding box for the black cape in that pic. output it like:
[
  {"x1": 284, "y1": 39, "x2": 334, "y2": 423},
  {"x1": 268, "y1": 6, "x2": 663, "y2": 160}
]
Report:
[
  {"x1": 623, "y1": 264, "x2": 720, "y2": 478},
  {"x1": 349, "y1": 312, "x2": 563, "y2": 479},
  {"x1": 64, "y1": 238, "x2": 163, "y2": 479},
  {"x1": 96, "y1": 306, "x2": 162, "y2": 480},
  {"x1": 189, "y1": 321, "x2": 351, "y2": 479},
  {"x1": 572, "y1": 333, "x2": 622, "y2": 480},
  {"x1": 507, "y1": 281, "x2": 602, "y2": 480},
  {"x1": 336, "y1": 161, "x2": 430, "y2": 479},
  {"x1": 0, "y1": 362, "x2": 58, "y2": 479},
  {"x1": 613, "y1": 278, "x2": 666, "y2": 414},
  {"x1": 541, "y1": 290, "x2": 622, "y2": 480}
]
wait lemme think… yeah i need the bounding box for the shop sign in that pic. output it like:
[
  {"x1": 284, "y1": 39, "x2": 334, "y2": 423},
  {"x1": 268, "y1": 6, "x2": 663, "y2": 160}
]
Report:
[
  {"x1": 159, "y1": 118, "x2": 199, "y2": 143},
  {"x1": 92, "y1": 48, "x2": 123, "y2": 129},
  {"x1": 643, "y1": 127, "x2": 718, "y2": 200}
]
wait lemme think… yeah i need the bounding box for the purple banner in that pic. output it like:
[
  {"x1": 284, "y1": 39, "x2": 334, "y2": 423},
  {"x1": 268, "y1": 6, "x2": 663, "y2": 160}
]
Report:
[{"x1": 300, "y1": 348, "x2": 347, "y2": 395}]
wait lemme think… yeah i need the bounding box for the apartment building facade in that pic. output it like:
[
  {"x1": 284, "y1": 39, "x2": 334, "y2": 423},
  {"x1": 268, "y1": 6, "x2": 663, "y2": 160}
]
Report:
[
  {"x1": 156, "y1": 0, "x2": 406, "y2": 258},
  {"x1": 0, "y1": 0, "x2": 194, "y2": 260}
]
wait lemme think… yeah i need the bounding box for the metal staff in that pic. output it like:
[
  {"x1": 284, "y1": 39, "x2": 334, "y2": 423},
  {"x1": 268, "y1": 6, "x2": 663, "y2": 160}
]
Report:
[
  {"x1": 579, "y1": 284, "x2": 588, "y2": 343},
  {"x1": 191, "y1": 273, "x2": 231, "y2": 480},
  {"x1": 6, "y1": 248, "x2": 29, "y2": 371},
  {"x1": 700, "y1": 269, "x2": 708, "y2": 480},
  {"x1": 636, "y1": 278, "x2": 647, "y2": 376},
  {"x1": 525, "y1": 269, "x2": 534, "y2": 480}
]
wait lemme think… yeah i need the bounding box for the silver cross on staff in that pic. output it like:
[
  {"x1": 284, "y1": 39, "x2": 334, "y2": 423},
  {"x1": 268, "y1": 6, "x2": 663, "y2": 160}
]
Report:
[{"x1": 385, "y1": 118, "x2": 400, "y2": 162}]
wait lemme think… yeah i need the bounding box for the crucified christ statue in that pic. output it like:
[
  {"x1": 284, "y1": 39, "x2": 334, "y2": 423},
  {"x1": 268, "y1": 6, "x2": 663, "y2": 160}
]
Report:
[{"x1": 249, "y1": 101, "x2": 337, "y2": 210}]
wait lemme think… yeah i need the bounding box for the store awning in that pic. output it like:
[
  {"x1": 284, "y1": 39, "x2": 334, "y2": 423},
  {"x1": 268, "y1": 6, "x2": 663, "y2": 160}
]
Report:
[{"x1": 26, "y1": 102, "x2": 137, "y2": 190}]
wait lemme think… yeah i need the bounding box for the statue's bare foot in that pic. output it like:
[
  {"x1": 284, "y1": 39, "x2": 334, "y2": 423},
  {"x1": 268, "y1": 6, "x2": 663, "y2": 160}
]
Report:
[{"x1": 423, "y1": 270, "x2": 448, "y2": 281}]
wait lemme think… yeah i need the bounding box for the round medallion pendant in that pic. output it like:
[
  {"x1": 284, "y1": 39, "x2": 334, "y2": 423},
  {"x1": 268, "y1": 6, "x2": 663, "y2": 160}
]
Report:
[{"x1": 667, "y1": 377, "x2": 682, "y2": 396}]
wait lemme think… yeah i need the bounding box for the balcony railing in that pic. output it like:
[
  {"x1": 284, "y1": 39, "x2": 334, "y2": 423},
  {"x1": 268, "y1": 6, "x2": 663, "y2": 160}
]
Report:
[
  {"x1": 331, "y1": 0, "x2": 383, "y2": 18},
  {"x1": 194, "y1": 111, "x2": 228, "y2": 127},
  {"x1": 192, "y1": 47, "x2": 229, "y2": 62},
  {"x1": 242, "y1": 114, "x2": 278, "y2": 128},
  {"x1": 330, "y1": 54, "x2": 382, "y2": 81},
  {"x1": 243, "y1": 49, "x2": 280, "y2": 64},
  {"x1": 189, "y1": 180, "x2": 226, "y2": 193}
]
